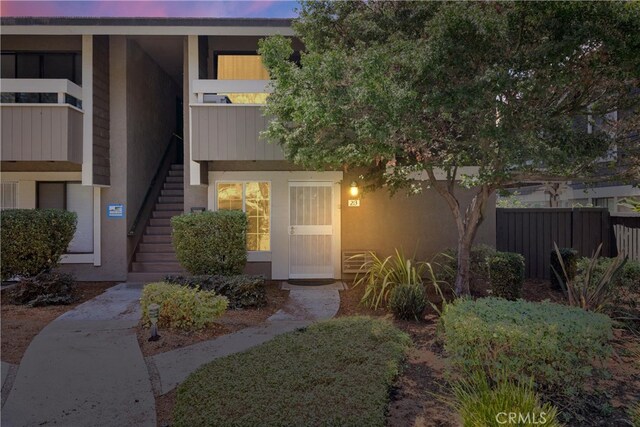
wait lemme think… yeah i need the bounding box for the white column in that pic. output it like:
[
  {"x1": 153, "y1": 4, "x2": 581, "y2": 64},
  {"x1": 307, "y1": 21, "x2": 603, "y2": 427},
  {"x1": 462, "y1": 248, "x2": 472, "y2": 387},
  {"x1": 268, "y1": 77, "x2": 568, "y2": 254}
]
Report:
[
  {"x1": 187, "y1": 35, "x2": 203, "y2": 186},
  {"x1": 93, "y1": 186, "x2": 101, "y2": 266},
  {"x1": 82, "y1": 35, "x2": 94, "y2": 186}
]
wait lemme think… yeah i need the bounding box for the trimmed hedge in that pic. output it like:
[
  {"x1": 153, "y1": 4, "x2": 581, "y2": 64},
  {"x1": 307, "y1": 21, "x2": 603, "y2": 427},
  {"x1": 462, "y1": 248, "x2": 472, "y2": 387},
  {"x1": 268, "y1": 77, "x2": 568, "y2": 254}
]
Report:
[
  {"x1": 389, "y1": 283, "x2": 427, "y2": 321},
  {"x1": 441, "y1": 298, "x2": 613, "y2": 396},
  {"x1": 165, "y1": 274, "x2": 266, "y2": 309},
  {"x1": 171, "y1": 210, "x2": 248, "y2": 275},
  {"x1": 550, "y1": 248, "x2": 578, "y2": 290},
  {"x1": 1, "y1": 209, "x2": 77, "y2": 280},
  {"x1": 8, "y1": 272, "x2": 77, "y2": 306},
  {"x1": 141, "y1": 282, "x2": 228, "y2": 330},
  {"x1": 488, "y1": 251, "x2": 524, "y2": 300}
]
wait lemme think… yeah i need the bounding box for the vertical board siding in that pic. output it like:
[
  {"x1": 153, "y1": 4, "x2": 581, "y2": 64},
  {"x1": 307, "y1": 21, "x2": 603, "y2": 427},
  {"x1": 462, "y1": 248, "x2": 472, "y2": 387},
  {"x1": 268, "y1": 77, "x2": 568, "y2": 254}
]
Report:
[
  {"x1": 92, "y1": 35, "x2": 110, "y2": 186},
  {"x1": 496, "y1": 208, "x2": 612, "y2": 279},
  {"x1": 191, "y1": 105, "x2": 285, "y2": 161},
  {"x1": 0, "y1": 105, "x2": 82, "y2": 163}
]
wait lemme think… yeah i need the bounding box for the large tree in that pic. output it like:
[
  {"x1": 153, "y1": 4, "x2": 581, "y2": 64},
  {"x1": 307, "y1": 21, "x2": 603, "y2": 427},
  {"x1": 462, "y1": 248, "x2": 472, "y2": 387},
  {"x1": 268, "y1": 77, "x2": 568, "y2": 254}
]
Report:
[{"x1": 259, "y1": 1, "x2": 640, "y2": 295}]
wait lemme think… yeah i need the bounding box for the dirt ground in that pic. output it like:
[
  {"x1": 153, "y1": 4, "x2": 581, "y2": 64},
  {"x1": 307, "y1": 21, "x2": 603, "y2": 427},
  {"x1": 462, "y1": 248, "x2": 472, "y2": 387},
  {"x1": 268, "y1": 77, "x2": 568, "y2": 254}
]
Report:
[
  {"x1": 1, "y1": 282, "x2": 117, "y2": 365},
  {"x1": 338, "y1": 280, "x2": 640, "y2": 427}
]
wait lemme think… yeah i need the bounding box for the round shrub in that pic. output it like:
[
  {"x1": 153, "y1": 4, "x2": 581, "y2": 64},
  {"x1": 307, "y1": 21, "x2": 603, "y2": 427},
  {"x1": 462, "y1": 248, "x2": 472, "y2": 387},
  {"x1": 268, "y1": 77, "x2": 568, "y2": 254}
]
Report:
[
  {"x1": 389, "y1": 283, "x2": 427, "y2": 321},
  {"x1": 488, "y1": 251, "x2": 524, "y2": 300},
  {"x1": 550, "y1": 247, "x2": 578, "y2": 290},
  {"x1": 165, "y1": 274, "x2": 266, "y2": 309},
  {"x1": 1, "y1": 209, "x2": 77, "y2": 280},
  {"x1": 436, "y1": 244, "x2": 496, "y2": 286},
  {"x1": 171, "y1": 210, "x2": 248, "y2": 275}
]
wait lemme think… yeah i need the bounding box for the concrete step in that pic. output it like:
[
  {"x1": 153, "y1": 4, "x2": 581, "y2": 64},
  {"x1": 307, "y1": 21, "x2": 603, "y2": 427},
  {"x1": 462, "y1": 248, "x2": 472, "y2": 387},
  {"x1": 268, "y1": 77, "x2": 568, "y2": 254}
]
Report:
[
  {"x1": 168, "y1": 170, "x2": 184, "y2": 177},
  {"x1": 158, "y1": 196, "x2": 184, "y2": 203},
  {"x1": 131, "y1": 262, "x2": 184, "y2": 273},
  {"x1": 166, "y1": 176, "x2": 184, "y2": 183},
  {"x1": 163, "y1": 182, "x2": 183, "y2": 190},
  {"x1": 136, "y1": 252, "x2": 178, "y2": 262},
  {"x1": 171, "y1": 164, "x2": 184, "y2": 170},
  {"x1": 152, "y1": 210, "x2": 182, "y2": 218},
  {"x1": 138, "y1": 243, "x2": 174, "y2": 253},
  {"x1": 155, "y1": 203, "x2": 183, "y2": 211},
  {"x1": 161, "y1": 189, "x2": 184, "y2": 197},
  {"x1": 127, "y1": 272, "x2": 181, "y2": 283},
  {"x1": 149, "y1": 218, "x2": 171, "y2": 227},
  {"x1": 142, "y1": 234, "x2": 172, "y2": 244},
  {"x1": 145, "y1": 226, "x2": 172, "y2": 235}
]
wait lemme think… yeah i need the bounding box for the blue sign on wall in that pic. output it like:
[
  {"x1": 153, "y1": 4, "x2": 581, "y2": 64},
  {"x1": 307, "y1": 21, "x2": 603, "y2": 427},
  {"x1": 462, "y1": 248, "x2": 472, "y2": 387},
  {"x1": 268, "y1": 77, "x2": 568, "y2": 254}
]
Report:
[{"x1": 107, "y1": 204, "x2": 125, "y2": 218}]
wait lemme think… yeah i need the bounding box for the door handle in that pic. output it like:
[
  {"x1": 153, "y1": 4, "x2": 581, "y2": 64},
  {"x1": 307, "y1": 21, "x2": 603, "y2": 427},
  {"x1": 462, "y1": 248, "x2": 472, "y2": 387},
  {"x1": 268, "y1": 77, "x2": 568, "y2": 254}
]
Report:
[{"x1": 290, "y1": 226, "x2": 295, "y2": 235}]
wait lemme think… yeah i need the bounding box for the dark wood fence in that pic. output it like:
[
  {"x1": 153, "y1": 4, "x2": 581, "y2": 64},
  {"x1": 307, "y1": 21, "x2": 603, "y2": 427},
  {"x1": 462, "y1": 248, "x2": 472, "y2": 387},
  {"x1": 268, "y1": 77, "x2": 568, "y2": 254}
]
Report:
[{"x1": 496, "y1": 208, "x2": 612, "y2": 279}]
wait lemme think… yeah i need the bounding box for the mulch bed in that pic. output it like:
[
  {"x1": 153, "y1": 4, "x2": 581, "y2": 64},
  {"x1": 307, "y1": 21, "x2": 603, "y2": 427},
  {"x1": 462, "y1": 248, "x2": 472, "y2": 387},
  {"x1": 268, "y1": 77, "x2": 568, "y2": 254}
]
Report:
[{"x1": 1, "y1": 282, "x2": 118, "y2": 365}]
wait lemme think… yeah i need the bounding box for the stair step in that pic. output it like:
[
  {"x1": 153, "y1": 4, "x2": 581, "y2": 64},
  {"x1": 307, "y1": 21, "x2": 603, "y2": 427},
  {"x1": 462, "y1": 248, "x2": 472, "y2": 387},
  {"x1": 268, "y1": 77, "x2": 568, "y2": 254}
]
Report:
[
  {"x1": 161, "y1": 189, "x2": 184, "y2": 197},
  {"x1": 168, "y1": 170, "x2": 184, "y2": 177},
  {"x1": 164, "y1": 182, "x2": 183, "y2": 190},
  {"x1": 131, "y1": 262, "x2": 184, "y2": 273},
  {"x1": 142, "y1": 234, "x2": 172, "y2": 243},
  {"x1": 136, "y1": 252, "x2": 178, "y2": 262},
  {"x1": 127, "y1": 272, "x2": 174, "y2": 283},
  {"x1": 166, "y1": 176, "x2": 184, "y2": 183},
  {"x1": 152, "y1": 210, "x2": 183, "y2": 218},
  {"x1": 171, "y1": 164, "x2": 184, "y2": 171},
  {"x1": 158, "y1": 196, "x2": 184, "y2": 203},
  {"x1": 149, "y1": 218, "x2": 171, "y2": 226},
  {"x1": 155, "y1": 203, "x2": 183, "y2": 211},
  {"x1": 138, "y1": 243, "x2": 174, "y2": 252},
  {"x1": 145, "y1": 226, "x2": 172, "y2": 235}
]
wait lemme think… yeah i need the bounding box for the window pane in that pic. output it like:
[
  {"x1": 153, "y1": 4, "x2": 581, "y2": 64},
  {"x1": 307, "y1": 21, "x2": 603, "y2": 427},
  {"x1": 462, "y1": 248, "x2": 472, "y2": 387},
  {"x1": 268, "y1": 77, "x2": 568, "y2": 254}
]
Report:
[
  {"x1": 16, "y1": 54, "x2": 40, "y2": 78},
  {"x1": 245, "y1": 182, "x2": 270, "y2": 251},
  {"x1": 43, "y1": 54, "x2": 75, "y2": 81},
  {"x1": 217, "y1": 183, "x2": 243, "y2": 210},
  {"x1": 1, "y1": 53, "x2": 16, "y2": 78},
  {"x1": 217, "y1": 55, "x2": 269, "y2": 80},
  {"x1": 37, "y1": 182, "x2": 65, "y2": 209},
  {"x1": 1, "y1": 182, "x2": 17, "y2": 209},
  {"x1": 66, "y1": 183, "x2": 93, "y2": 253}
]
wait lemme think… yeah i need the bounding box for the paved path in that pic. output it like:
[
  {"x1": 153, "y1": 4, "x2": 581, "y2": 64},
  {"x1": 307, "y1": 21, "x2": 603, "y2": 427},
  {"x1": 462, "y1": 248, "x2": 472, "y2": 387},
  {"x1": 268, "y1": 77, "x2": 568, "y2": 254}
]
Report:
[
  {"x1": 149, "y1": 281, "x2": 343, "y2": 394},
  {"x1": 1, "y1": 284, "x2": 156, "y2": 427}
]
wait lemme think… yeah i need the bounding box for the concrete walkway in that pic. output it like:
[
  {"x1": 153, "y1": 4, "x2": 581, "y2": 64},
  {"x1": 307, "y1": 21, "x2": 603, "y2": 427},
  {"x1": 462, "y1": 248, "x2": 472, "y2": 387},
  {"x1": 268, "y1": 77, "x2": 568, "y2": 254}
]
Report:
[
  {"x1": 1, "y1": 283, "x2": 156, "y2": 427},
  {"x1": 149, "y1": 281, "x2": 343, "y2": 394}
]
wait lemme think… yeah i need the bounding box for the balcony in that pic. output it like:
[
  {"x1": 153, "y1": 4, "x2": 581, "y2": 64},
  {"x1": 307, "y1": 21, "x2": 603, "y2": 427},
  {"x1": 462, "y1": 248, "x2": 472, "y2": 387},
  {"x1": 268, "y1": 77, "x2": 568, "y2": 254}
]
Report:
[
  {"x1": 190, "y1": 79, "x2": 285, "y2": 162},
  {"x1": 1, "y1": 79, "x2": 83, "y2": 163}
]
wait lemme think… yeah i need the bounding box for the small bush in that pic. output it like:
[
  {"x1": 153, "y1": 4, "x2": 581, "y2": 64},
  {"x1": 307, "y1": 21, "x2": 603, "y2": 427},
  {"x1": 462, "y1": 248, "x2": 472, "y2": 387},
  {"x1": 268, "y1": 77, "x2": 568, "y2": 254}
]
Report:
[
  {"x1": 389, "y1": 283, "x2": 427, "y2": 321},
  {"x1": 8, "y1": 272, "x2": 77, "y2": 306},
  {"x1": 141, "y1": 282, "x2": 228, "y2": 330},
  {"x1": 449, "y1": 372, "x2": 561, "y2": 427},
  {"x1": 550, "y1": 248, "x2": 578, "y2": 290},
  {"x1": 441, "y1": 298, "x2": 612, "y2": 396},
  {"x1": 171, "y1": 210, "x2": 248, "y2": 275},
  {"x1": 488, "y1": 252, "x2": 525, "y2": 300},
  {"x1": 436, "y1": 244, "x2": 496, "y2": 287},
  {"x1": 165, "y1": 274, "x2": 266, "y2": 309},
  {"x1": 629, "y1": 401, "x2": 640, "y2": 427},
  {"x1": 1, "y1": 209, "x2": 77, "y2": 280}
]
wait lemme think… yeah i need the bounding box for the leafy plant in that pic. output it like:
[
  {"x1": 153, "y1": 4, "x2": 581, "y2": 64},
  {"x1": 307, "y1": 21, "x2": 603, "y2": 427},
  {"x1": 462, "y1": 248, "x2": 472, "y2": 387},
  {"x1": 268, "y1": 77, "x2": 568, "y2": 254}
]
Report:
[
  {"x1": 447, "y1": 372, "x2": 561, "y2": 427},
  {"x1": 629, "y1": 401, "x2": 640, "y2": 427},
  {"x1": 435, "y1": 245, "x2": 496, "y2": 288},
  {"x1": 171, "y1": 210, "x2": 248, "y2": 275},
  {"x1": 1, "y1": 209, "x2": 77, "y2": 280},
  {"x1": 441, "y1": 297, "x2": 612, "y2": 397},
  {"x1": 141, "y1": 282, "x2": 228, "y2": 330},
  {"x1": 389, "y1": 283, "x2": 427, "y2": 321},
  {"x1": 552, "y1": 243, "x2": 627, "y2": 312},
  {"x1": 488, "y1": 252, "x2": 525, "y2": 300},
  {"x1": 550, "y1": 248, "x2": 578, "y2": 290},
  {"x1": 618, "y1": 198, "x2": 640, "y2": 212},
  {"x1": 8, "y1": 272, "x2": 77, "y2": 307},
  {"x1": 165, "y1": 274, "x2": 266, "y2": 309}
]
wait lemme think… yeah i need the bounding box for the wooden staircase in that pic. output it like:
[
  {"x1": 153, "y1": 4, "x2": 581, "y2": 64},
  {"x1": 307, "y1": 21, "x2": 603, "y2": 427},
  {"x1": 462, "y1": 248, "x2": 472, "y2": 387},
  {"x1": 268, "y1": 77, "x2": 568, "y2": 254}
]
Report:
[{"x1": 127, "y1": 164, "x2": 185, "y2": 282}]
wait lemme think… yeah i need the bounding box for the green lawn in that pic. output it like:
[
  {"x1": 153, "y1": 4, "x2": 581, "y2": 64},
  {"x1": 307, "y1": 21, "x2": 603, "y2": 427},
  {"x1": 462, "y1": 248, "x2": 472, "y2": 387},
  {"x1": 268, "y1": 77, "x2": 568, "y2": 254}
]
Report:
[{"x1": 173, "y1": 316, "x2": 411, "y2": 427}]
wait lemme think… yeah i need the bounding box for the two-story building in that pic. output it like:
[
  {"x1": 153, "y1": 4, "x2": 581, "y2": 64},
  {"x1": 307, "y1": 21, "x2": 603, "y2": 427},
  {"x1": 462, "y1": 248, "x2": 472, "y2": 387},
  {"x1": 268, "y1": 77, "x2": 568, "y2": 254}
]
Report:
[{"x1": 0, "y1": 17, "x2": 496, "y2": 282}]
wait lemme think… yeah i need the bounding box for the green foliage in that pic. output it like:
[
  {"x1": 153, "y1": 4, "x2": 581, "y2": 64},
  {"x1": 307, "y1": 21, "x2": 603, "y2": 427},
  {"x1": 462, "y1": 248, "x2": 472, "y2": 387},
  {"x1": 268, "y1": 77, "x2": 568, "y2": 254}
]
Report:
[
  {"x1": 550, "y1": 248, "x2": 578, "y2": 290},
  {"x1": 630, "y1": 401, "x2": 640, "y2": 427},
  {"x1": 553, "y1": 243, "x2": 627, "y2": 312},
  {"x1": 488, "y1": 252, "x2": 525, "y2": 300},
  {"x1": 441, "y1": 298, "x2": 612, "y2": 396},
  {"x1": 173, "y1": 317, "x2": 411, "y2": 427},
  {"x1": 436, "y1": 245, "x2": 496, "y2": 287},
  {"x1": 164, "y1": 274, "x2": 266, "y2": 309},
  {"x1": 171, "y1": 210, "x2": 248, "y2": 275},
  {"x1": 8, "y1": 272, "x2": 77, "y2": 307},
  {"x1": 448, "y1": 372, "x2": 561, "y2": 427},
  {"x1": 389, "y1": 283, "x2": 427, "y2": 321},
  {"x1": 353, "y1": 249, "x2": 439, "y2": 310},
  {"x1": 141, "y1": 282, "x2": 228, "y2": 331},
  {"x1": 618, "y1": 198, "x2": 640, "y2": 212},
  {"x1": 1, "y1": 209, "x2": 77, "y2": 280}
]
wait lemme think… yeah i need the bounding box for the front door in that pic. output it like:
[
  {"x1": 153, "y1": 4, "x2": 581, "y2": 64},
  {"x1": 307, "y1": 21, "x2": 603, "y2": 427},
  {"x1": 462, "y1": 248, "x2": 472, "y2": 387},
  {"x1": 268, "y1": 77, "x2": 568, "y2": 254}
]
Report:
[{"x1": 289, "y1": 182, "x2": 334, "y2": 279}]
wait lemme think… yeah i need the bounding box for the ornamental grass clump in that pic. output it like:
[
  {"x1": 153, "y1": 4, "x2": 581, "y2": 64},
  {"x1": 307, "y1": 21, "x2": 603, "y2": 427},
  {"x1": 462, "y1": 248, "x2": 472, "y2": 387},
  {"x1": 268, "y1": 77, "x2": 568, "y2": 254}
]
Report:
[{"x1": 389, "y1": 283, "x2": 427, "y2": 321}]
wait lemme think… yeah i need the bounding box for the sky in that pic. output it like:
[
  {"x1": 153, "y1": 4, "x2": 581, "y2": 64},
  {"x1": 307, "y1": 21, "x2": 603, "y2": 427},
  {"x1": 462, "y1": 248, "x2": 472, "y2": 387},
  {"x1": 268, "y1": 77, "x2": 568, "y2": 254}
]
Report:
[{"x1": 0, "y1": 0, "x2": 299, "y2": 18}]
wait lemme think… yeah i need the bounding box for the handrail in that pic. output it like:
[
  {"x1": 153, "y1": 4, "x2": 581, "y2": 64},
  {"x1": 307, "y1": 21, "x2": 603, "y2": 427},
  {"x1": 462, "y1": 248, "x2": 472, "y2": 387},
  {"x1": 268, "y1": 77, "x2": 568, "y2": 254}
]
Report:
[
  {"x1": 127, "y1": 133, "x2": 182, "y2": 236},
  {"x1": 0, "y1": 78, "x2": 83, "y2": 101}
]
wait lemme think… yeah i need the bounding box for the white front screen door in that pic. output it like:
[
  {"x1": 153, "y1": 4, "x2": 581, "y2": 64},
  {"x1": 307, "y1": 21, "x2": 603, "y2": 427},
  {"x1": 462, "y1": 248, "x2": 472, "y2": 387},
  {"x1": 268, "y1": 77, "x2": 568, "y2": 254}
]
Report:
[{"x1": 289, "y1": 182, "x2": 334, "y2": 279}]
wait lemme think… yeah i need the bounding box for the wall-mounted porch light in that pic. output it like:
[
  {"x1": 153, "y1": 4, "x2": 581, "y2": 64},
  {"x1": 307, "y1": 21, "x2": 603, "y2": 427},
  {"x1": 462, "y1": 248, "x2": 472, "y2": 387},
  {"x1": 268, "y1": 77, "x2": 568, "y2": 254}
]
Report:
[{"x1": 349, "y1": 181, "x2": 359, "y2": 197}]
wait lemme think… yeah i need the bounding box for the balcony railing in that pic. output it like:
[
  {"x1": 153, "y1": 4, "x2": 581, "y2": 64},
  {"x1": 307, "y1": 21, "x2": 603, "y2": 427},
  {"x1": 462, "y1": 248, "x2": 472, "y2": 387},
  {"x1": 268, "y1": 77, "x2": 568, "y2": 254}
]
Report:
[
  {"x1": 1, "y1": 79, "x2": 83, "y2": 163},
  {"x1": 192, "y1": 79, "x2": 272, "y2": 105}
]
